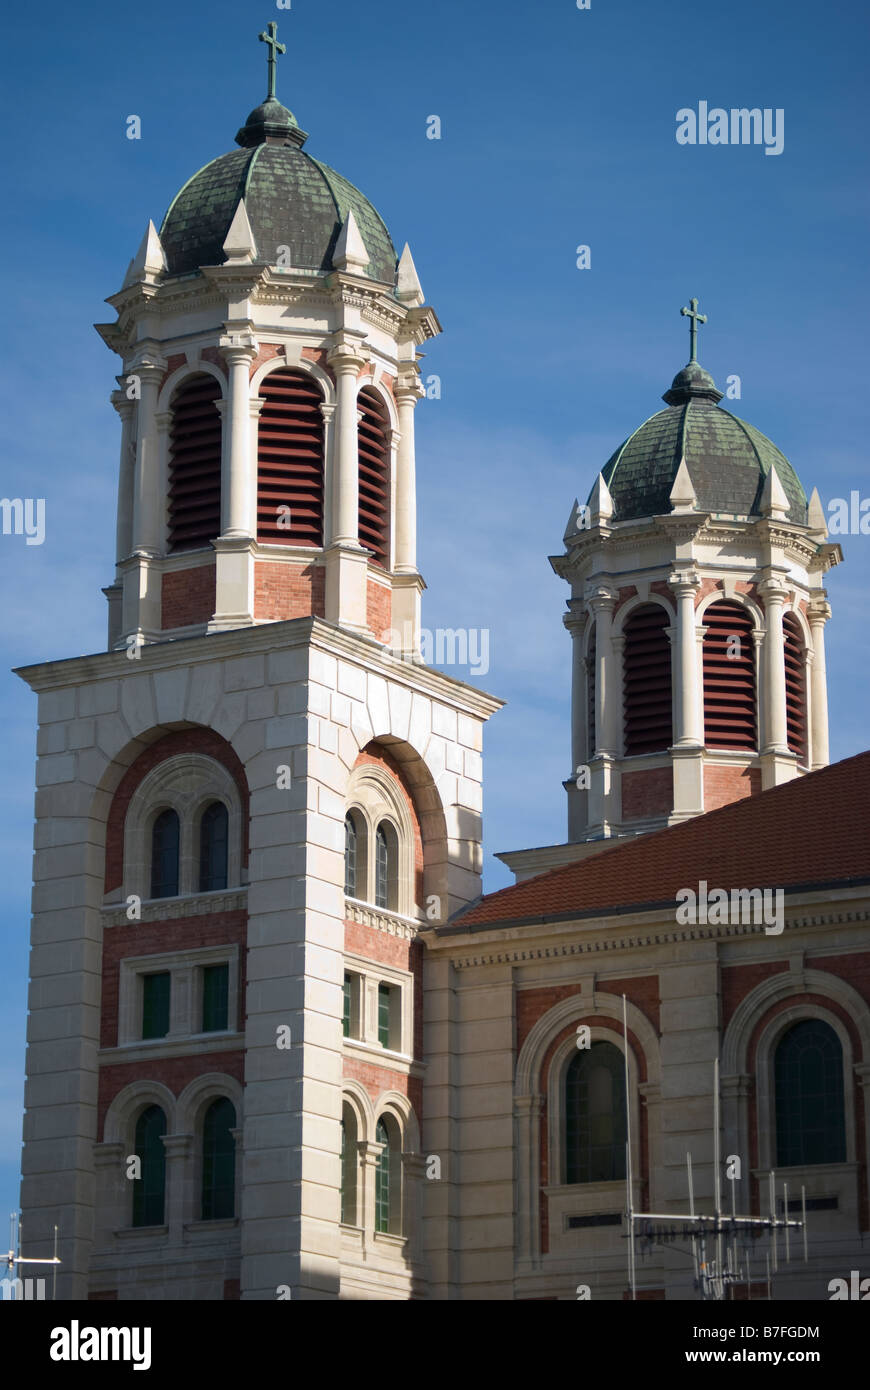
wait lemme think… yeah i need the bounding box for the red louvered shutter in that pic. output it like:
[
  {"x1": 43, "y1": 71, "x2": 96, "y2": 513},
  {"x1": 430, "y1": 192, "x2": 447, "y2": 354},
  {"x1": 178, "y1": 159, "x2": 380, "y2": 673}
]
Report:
[
  {"x1": 623, "y1": 605, "x2": 673, "y2": 754},
  {"x1": 257, "y1": 370, "x2": 324, "y2": 546},
  {"x1": 357, "y1": 387, "x2": 390, "y2": 566},
  {"x1": 783, "y1": 612, "x2": 808, "y2": 764},
  {"x1": 168, "y1": 375, "x2": 222, "y2": 552},
  {"x1": 586, "y1": 623, "x2": 596, "y2": 758},
  {"x1": 702, "y1": 601, "x2": 757, "y2": 750}
]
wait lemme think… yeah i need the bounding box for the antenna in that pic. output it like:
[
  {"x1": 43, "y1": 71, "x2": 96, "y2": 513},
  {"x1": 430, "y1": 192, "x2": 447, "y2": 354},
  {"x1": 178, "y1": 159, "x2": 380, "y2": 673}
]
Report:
[
  {"x1": 6, "y1": 1212, "x2": 61, "y2": 1300},
  {"x1": 623, "y1": 1061, "x2": 805, "y2": 1300}
]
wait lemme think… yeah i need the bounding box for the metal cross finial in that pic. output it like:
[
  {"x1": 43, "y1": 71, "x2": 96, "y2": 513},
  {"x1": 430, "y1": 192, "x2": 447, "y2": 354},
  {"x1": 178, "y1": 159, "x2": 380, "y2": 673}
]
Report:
[
  {"x1": 680, "y1": 297, "x2": 707, "y2": 363},
  {"x1": 259, "y1": 21, "x2": 286, "y2": 101}
]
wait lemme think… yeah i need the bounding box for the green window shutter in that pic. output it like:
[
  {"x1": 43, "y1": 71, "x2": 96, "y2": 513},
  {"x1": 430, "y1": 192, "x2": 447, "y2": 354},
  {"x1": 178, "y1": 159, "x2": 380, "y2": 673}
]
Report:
[
  {"x1": 201, "y1": 1097, "x2": 237, "y2": 1221},
  {"x1": 202, "y1": 963, "x2": 229, "y2": 1032},
  {"x1": 378, "y1": 983, "x2": 391, "y2": 1048},
  {"x1": 132, "y1": 1105, "x2": 167, "y2": 1227},
  {"x1": 343, "y1": 974, "x2": 352, "y2": 1038},
  {"x1": 142, "y1": 972, "x2": 171, "y2": 1040},
  {"x1": 375, "y1": 1119, "x2": 390, "y2": 1233}
]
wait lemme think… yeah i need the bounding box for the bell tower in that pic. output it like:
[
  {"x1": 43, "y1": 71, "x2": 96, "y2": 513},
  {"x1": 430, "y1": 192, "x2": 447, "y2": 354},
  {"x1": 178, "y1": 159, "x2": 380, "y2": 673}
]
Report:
[
  {"x1": 17, "y1": 30, "x2": 501, "y2": 1302},
  {"x1": 551, "y1": 302, "x2": 842, "y2": 849}
]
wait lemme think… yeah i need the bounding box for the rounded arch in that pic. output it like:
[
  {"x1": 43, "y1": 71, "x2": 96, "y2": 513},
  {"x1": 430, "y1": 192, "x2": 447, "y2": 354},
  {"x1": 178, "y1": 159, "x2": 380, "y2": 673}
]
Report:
[
  {"x1": 345, "y1": 739, "x2": 449, "y2": 918},
  {"x1": 176, "y1": 1071, "x2": 244, "y2": 1135},
  {"x1": 516, "y1": 990, "x2": 662, "y2": 1096},
  {"x1": 613, "y1": 591, "x2": 674, "y2": 637},
  {"x1": 342, "y1": 1079, "x2": 376, "y2": 1141},
  {"x1": 103, "y1": 1079, "x2": 177, "y2": 1144},
  {"x1": 157, "y1": 360, "x2": 227, "y2": 414},
  {"x1": 697, "y1": 588, "x2": 764, "y2": 630},
  {"x1": 122, "y1": 752, "x2": 243, "y2": 900},
  {"x1": 101, "y1": 726, "x2": 251, "y2": 899},
  {"x1": 357, "y1": 372, "x2": 398, "y2": 432},
  {"x1": 721, "y1": 968, "x2": 870, "y2": 1076},
  {"x1": 374, "y1": 1088, "x2": 421, "y2": 1154},
  {"x1": 250, "y1": 352, "x2": 335, "y2": 404}
]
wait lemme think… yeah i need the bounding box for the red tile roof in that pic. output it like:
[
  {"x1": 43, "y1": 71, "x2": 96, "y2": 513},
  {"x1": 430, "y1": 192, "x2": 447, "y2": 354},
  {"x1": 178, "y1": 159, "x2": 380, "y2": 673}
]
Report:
[{"x1": 452, "y1": 752, "x2": 870, "y2": 931}]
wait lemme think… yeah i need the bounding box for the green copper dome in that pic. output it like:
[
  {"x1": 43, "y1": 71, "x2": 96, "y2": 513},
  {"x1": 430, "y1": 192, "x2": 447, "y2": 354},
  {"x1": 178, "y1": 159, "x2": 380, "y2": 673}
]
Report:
[
  {"x1": 159, "y1": 98, "x2": 398, "y2": 284},
  {"x1": 592, "y1": 360, "x2": 807, "y2": 524}
]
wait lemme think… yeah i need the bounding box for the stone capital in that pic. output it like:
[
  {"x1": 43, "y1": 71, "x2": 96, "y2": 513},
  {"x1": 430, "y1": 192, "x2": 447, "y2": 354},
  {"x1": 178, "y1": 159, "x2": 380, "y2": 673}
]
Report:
[
  {"x1": 248, "y1": 398, "x2": 265, "y2": 419},
  {"x1": 161, "y1": 1133, "x2": 193, "y2": 1159},
  {"x1": 219, "y1": 335, "x2": 258, "y2": 367},
  {"x1": 110, "y1": 390, "x2": 136, "y2": 420},
  {"x1": 327, "y1": 332, "x2": 369, "y2": 374},
  {"x1": 758, "y1": 576, "x2": 790, "y2": 605},
  {"x1": 127, "y1": 360, "x2": 166, "y2": 389},
  {"x1": 154, "y1": 411, "x2": 173, "y2": 433},
  {"x1": 319, "y1": 402, "x2": 336, "y2": 423},
  {"x1": 668, "y1": 568, "x2": 701, "y2": 598},
  {"x1": 807, "y1": 598, "x2": 832, "y2": 626}
]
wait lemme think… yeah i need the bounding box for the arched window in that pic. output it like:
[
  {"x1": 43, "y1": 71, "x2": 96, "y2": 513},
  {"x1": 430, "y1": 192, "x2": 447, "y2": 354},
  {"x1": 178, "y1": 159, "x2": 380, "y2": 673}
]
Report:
[
  {"x1": 357, "y1": 387, "x2": 390, "y2": 566},
  {"x1": 375, "y1": 1117, "x2": 400, "y2": 1234},
  {"x1": 150, "y1": 809, "x2": 180, "y2": 899},
  {"x1": 132, "y1": 1105, "x2": 167, "y2": 1227},
  {"x1": 201, "y1": 1097, "x2": 236, "y2": 1221},
  {"x1": 341, "y1": 1105, "x2": 358, "y2": 1226},
  {"x1": 199, "y1": 801, "x2": 228, "y2": 893},
  {"x1": 345, "y1": 814, "x2": 358, "y2": 898},
  {"x1": 374, "y1": 823, "x2": 393, "y2": 910},
  {"x1": 783, "y1": 613, "x2": 808, "y2": 764},
  {"x1": 622, "y1": 605, "x2": 673, "y2": 754},
  {"x1": 256, "y1": 369, "x2": 324, "y2": 546},
  {"x1": 168, "y1": 374, "x2": 223, "y2": 552},
  {"x1": 702, "y1": 600, "x2": 757, "y2": 750},
  {"x1": 565, "y1": 1042, "x2": 627, "y2": 1184},
  {"x1": 586, "y1": 623, "x2": 596, "y2": 759},
  {"x1": 774, "y1": 1020, "x2": 846, "y2": 1167}
]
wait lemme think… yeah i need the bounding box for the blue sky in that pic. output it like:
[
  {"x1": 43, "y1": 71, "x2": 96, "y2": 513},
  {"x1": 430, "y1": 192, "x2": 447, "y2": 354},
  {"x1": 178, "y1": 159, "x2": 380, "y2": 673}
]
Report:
[{"x1": 1, "y1": 0, "x2": 868, "y2": 1228}]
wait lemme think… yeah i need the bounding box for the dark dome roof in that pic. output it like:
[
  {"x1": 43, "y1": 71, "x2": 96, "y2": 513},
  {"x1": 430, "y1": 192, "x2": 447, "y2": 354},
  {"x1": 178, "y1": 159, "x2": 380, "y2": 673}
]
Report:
[
  {"x1": 591, "y1": 361, "x2": 807, "y2": 524},
  {"x1": 159, "y1": 98, "x2": 397, "y2": 284}
]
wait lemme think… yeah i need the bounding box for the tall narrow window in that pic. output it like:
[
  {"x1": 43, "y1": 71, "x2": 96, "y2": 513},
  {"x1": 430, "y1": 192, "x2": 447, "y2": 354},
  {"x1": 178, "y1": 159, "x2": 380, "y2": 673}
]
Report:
[
  {"x1": 168, "y1": 375, "x2": 222, "y2": 552},
  {"x1": 201, "y1": 1097, "x2": 237, "y2": 1221},
  {"x1": 256, "y1": 369, "x2": 324, "y2": 546},
  {"x1": 378, "y1": 983, "x2": 392, "y2": 1049},
  {"x1": 375, "y1": 1118, "x2": 392, "y2": 1234},
  {"x1": 202, "y1": 963, "x2": 229, "y2": 1033},
  {"x1": 702, "y1": 601, "x2": 757, "y2": 750},
  {"x1": 345, "y1": 814, "x2": 358, "y2": 898},
  {"x1": 132, "y1": 1105, "x2": 167, "y2": 1227},
  {"x1": 357, "y1": 387, "x2": 390, "y2": 566},
  {"x1": 142, "y1": 971, "x2": 171, "y2": 1040},
  {"x1": 150, "y1": 808, "x2": 180, "y2": 899},
  {"x1": 586, "y1": 623, "x2": 597, "y2": 759},
  {"x1": 375, "y1": 825, "x2": 389, "y2": 909},
  {"x1": 622, "y1": 605, "x2": 673, "y2": 754},
  {"x1": 341, "y1": 1105, "x2": 358, "y2": 1226},
  {"x1": 199, "y1": 801, "x2": 228, "y2": 892},
  {"x1": 775, "y1": 1020, "x2": 846, "y2": 1167},
  {"x1": 783, "y1": 613, "x2": 808, "y2": 764},
  {"x1": 565, "y1": 1041, "x2": 627, "y2": 1184}
]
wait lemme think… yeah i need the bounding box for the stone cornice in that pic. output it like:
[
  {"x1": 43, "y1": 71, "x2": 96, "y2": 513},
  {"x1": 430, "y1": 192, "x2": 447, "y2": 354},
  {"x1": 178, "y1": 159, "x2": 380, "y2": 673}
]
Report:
[
  {"x1": 15, "y1": 616, "x2": 504, "y2": 719},
  {"x1": 425, "y1": 893, "x2": 870, "y2": 967},
  {"x1": 101, "y1": 889, "x2": 247, "y2": 928},
  {"x1": 555, "y1": 513, "x2": 828, "y2": 575},
  {"x1": 345, "y1": 899, "x2": 421, "y2": 940}
]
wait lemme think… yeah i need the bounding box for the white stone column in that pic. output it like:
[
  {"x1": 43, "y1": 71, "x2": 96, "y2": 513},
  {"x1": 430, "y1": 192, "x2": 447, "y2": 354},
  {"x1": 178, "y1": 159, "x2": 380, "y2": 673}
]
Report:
[
  {"x1": 319, "y1": 401, "x2": 336, "y2": 545},
  {"x1": 669, "y1": 570, "x2": 703, "y2": 745},
  {"x1": 394, "y1": 375, "x2": 421, "y2": 573},
  {"x1": 219, "y1": 340, "x2": 258, "y2": 539},
  {"x1": 808, "y1": 599, "x2": 831, "y2": 769},
  {"x1": 248, "y1": 397, "x2": 265, "y2": 542},
  {"x1": 760, "y1": 578, "x2": 790, "y2": 753},
  {"x1": 324, "y1": 335, "x2": 370, "y2": 632},
  {"x1": 131, "y1": 360, "x2": 166, "y2": 555},
  {"x1": 590, "y1": 589, "x2": 617, "y2": 757},
  {"x1": 111, "y1": 392, "x2": 136, "y2": 563},
  {"x1": 327, "y1": 339, "x2": 367, "y2": 545},
  {"x1": 154, "y1": 411, "x2": 173, "y2": 553}
]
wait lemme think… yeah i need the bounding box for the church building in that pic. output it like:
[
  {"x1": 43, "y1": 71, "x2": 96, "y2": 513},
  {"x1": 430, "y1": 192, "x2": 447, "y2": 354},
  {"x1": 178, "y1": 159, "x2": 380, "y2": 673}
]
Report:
[{"x1": 16, "y1": 29, "x2": 870, "y2": 1301}]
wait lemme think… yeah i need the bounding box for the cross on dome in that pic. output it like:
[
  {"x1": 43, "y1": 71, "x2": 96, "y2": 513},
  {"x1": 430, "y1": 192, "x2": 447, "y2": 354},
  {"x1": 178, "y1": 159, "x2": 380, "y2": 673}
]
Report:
[
  {"x1": 259, "y1": 21, "x2": 286, "y2": 101},
  {"x1": 680, "y1": 297, "x2": 707, "y2": 363}
]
